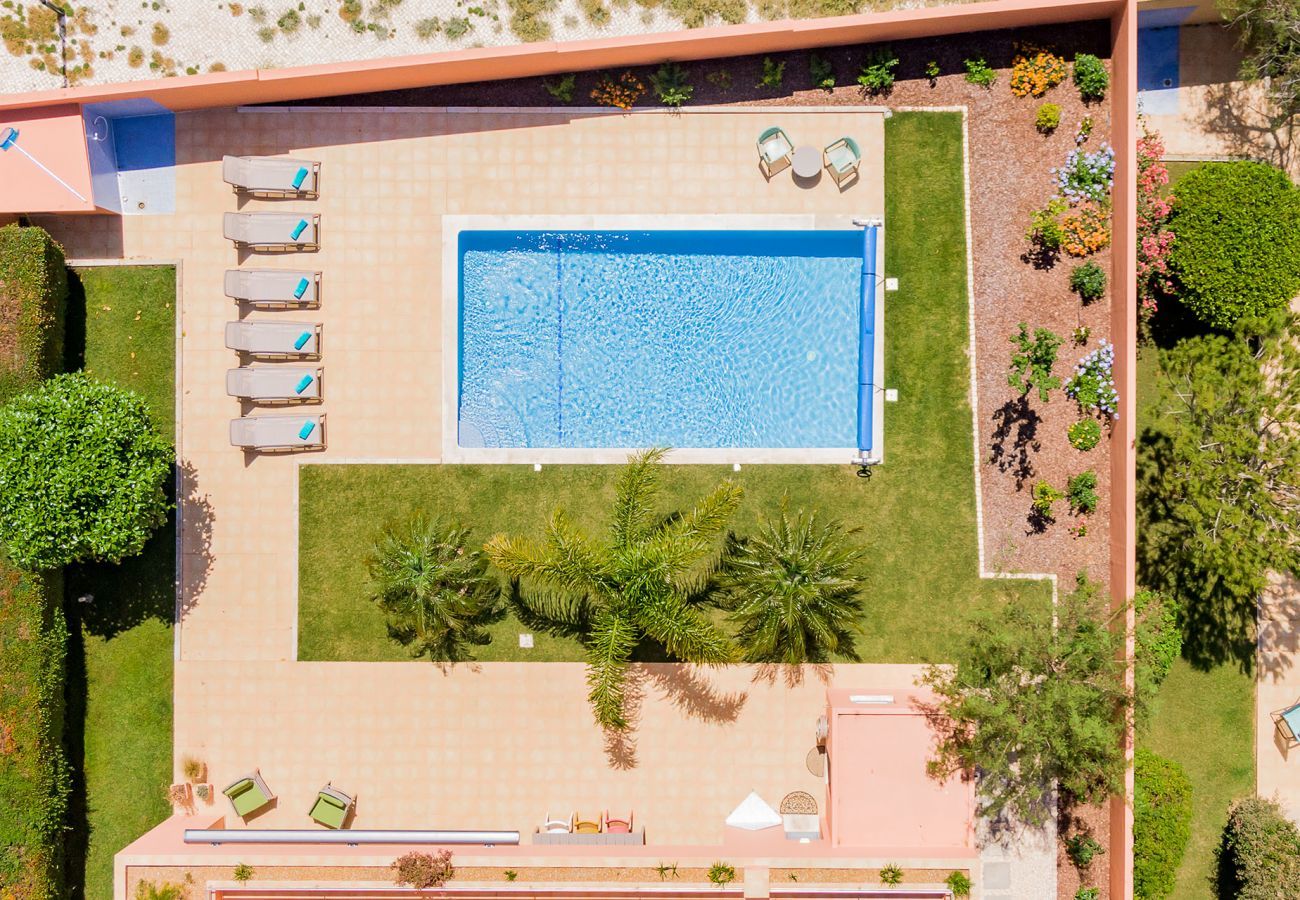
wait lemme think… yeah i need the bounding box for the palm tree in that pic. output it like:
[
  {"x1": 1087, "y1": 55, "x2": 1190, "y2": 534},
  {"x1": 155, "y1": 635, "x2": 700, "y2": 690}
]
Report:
[
  {"x1": 722, "y1": 505, "x2": 866, "y2": 664},
  {"x1": 368, "y1": 517, "x2": 501, "y2": 662},
  {"x1": 484, "y1": 449, "x2": 741, "y2": 730}
]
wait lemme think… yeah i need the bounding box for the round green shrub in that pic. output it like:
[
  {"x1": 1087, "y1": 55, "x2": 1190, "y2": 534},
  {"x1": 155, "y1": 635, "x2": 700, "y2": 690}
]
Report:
[
  {"x1": 1069, "y1": 260, "x2": 1107, "y2": 303},
  {"x1": 1072, "y1": 53, "x2": 1108, "y2": 101},
  {"x1": 1166, "y1": 161, "x2": 1300, "y2": 329},
  {"x1": 1068, "y1": 418, "x2": 1102, "y2": 451},
  {"x1": 1219, "y1": 795, "x2": 1300, "y2": 896},
  {"x1": 0, "y1": 372, "x2": 172, "y2": 570},
  {"x1": 1134, "y1": 749, "x2": 1192, "y2": 899},
  {"x1": 1035, "y1": 102, "x2": 1061, "y2": 133}
]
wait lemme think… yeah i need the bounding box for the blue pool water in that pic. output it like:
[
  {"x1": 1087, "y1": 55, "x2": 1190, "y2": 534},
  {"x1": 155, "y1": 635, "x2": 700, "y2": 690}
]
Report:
[{"x1": 457, "y1": 229, "x2": 866, "y2": 450}]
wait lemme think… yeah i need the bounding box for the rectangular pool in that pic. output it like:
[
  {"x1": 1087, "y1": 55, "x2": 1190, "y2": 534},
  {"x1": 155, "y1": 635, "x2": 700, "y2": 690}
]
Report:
[{"x1": 456, "y1": 228, "x2": 877, "y2": 455}]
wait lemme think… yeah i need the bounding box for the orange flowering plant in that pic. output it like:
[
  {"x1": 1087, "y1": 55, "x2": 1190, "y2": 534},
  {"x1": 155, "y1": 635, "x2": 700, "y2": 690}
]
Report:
[
  {"x1": 591, "y1": 71, "x2": 646, "y2": 110},
  {"x1": 1061, "y1": 202, "x2": 1111, "y2": 257},
  {"x1": 1009, "y1": 48, "x2": 1067, "y2": 98}
]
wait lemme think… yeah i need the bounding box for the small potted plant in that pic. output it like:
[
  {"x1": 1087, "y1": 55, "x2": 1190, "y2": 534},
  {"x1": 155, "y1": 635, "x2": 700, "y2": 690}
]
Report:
[
  {"x1": 167, "y1": 782, "x2": 194, "y2": 815},
  {"x1": 181, "y1": 755, "x2": 212, "y2": 804}
]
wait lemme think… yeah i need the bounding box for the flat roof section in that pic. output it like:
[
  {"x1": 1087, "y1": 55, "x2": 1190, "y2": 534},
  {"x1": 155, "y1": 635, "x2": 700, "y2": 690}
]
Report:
[
  {"x1": 0, "y1": 104, "x2": 95, "y2": 213},
  {"x1": 826, "y1": 690, "x2": 975, "y2": 852}
]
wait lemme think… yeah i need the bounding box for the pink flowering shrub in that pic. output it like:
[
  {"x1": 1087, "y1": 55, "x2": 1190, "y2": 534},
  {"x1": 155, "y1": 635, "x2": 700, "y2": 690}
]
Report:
[{"x1": 1136, "y1": 125, "x2": 1176, "y2": 326}]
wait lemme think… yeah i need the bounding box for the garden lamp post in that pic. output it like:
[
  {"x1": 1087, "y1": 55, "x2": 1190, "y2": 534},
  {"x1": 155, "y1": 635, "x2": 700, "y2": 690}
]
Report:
[
  {"x1": 37, "y1": 0, "x2": 68, "y2": 88},
  {"x1": 0, "y1": 127, "x2": 88, "y2": 203}
]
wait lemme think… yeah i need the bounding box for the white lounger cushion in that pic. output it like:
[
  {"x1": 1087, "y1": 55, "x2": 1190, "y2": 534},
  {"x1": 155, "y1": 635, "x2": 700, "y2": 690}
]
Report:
[
  {"x1": 229, "y1": 414, "x2": 325, "y2": 449},
  {"x1": 224, "y1": 269, "x2": 320, "y2": 306},
  {"x1": 222, "y1": 156, "x2": 319, "y2": 193},
  {"x1": 226, "y1": 367, "x2": 321, "y2": 400},
  {"x1": 224, "y1": 321, "x2": 321, "y2": 356},
  {"x1": 223, "y1": 212, "x2": 319, "y2": 247}
]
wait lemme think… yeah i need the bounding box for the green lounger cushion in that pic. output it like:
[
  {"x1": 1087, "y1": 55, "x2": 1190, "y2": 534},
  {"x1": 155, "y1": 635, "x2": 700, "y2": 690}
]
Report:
[{"x1": 311, "y1": 794, "x2": 349, "y2": 828}]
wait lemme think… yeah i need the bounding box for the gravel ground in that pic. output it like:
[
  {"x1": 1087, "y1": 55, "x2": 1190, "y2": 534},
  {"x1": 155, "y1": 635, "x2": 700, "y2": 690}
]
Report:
[{"x1": 0, "y1": 0, "x2": 977, "y2": 94}]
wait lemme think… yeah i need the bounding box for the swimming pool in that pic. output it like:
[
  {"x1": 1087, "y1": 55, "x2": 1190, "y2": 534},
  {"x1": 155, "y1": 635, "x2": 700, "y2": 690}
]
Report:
[{"x1": 455, "y1": 225, "x2": 882, "y2": 459}]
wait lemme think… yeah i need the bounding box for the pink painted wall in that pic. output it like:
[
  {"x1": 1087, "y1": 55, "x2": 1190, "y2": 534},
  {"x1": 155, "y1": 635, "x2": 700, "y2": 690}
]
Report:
[
  {"x1": 0, "y1": 0, "x2": 1121, "y2": 115},
  {"x1": 1108, "y1": 2, "x2": 1138, "y2": 898}
]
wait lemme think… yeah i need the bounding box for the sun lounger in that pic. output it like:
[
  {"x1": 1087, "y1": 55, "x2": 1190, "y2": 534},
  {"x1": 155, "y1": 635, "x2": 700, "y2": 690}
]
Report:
[
  {"x1": 223, "y1": 212, "x2": 320, "y2": 250},
  {"x1": 308, "y1": 783, "x2": 355, "y2": 829},
  {"x1": 226, "y1": 366, "x2": 322, "y2": 402},
  {"x1": 230, "y1": 413, "x2": 326, "y2": 451},
  {"x1": 224, "y1": 269, "x2": 321, "y2": 309},
  {"x1": 222, "y1": 155, "x2": 320, "y2": 197},
  {"x1": 224, "y1": 321, "x2": 321, "y2": 358},
  {"x1": 223, "y1": 770, "x2": 275, "y2": 820}
]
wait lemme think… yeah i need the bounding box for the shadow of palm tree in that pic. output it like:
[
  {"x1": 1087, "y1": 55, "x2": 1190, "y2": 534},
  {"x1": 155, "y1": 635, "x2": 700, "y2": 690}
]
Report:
[
  {"x1": 177, "y1": 459, "x2": 215, "y2": 623},
  {"x1": 643, "y1": 664, "x2": 747, "y2": 725},
  {"x1": 750, "y1": 662, "x2": 834, "y2": 688}
]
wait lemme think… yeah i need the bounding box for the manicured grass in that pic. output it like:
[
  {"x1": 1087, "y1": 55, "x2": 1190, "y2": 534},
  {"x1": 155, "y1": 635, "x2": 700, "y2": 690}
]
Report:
[
  {"x1": 64, "y1": 265, "x2": 176, "y2": 900},
  {"x1": 298, "y1": 111, "x2": 1048, "y2": 663},
  {"x1": 1136, "y1": 315, "x2": 1255, "y2": 900},
  {"x1": 1140, "y1": 659, "x2": 1254, "y2": 899}
]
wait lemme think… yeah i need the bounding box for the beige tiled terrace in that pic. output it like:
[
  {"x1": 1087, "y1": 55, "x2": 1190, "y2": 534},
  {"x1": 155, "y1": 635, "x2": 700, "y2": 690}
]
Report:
[{"x1": 42, "y1": 105, "x2": 888, "y2": 847}]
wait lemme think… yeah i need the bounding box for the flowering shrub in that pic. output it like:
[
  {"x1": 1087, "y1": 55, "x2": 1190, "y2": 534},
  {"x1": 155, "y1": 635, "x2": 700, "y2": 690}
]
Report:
[
  {"x1": 1075, "y1": 115, "x2": 1094, "y2": 145},
  {"x1": 1136, "y1": 125, "x2": 1176, "y2": 322},
  {"x1": 1061, "y1": 203, "x2": 1111, "y2": 256},
  {"x1": 1068, "y1": 418, "x2": 1102, "y2": 451},
  {"x1": 1066, "y1": 340, "x2": 1118, "y2": 418},
  {"x1": 1026, "y1": 198, "x2": 1068, "y2": 253},
  {"x1": 1010, "y1": 48, "x2": 1067, "y2": 97},
  {"x1": 590, "y1": 71, "x2": 645, "y2": 109},
  {"x1": 1053, "y1": 144, "x2": 1115, "y2": 203}
]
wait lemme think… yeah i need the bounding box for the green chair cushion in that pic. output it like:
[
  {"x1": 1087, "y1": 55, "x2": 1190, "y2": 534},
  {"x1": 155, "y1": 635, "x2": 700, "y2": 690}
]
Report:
[
  {"x1": 311, "y1": 796, "x2": 348, "y2": 828},
  {"x1": 230, "y1": 785, "x2": 270, "y2": 818},
  {"x1": 224, "y1": 779, "x2": 254, "y2": 798},
  {"x1": 320, "y1": 793, "x2": 346, "y2": 810}
]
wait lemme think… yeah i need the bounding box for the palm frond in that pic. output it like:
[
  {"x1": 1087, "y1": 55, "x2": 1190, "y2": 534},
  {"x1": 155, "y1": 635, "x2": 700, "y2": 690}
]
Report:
[
  {"x1": 585, "y1": 611, "x2": 640, "y2": 730},
  {"x1": 609, "y1": 448, "x2": 668, "y2": 549},
  {"x1": 485, "y1": 512, "x2": 608, "y2": 596},
  {"x1": 635, "y1": 589, "x2": 735, "y2": 665},
  {"x1": 508, "y1": 580, "x2": 594, "y2": 640},
  {"x1": 647, "y1": 480, "x2": 744, "y2": 583}
]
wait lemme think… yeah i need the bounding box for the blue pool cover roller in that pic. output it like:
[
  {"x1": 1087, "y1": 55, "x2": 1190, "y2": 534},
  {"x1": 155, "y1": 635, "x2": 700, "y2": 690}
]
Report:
[{"x1": 856, "y1": 225, "x2": 879, "y2": 453}]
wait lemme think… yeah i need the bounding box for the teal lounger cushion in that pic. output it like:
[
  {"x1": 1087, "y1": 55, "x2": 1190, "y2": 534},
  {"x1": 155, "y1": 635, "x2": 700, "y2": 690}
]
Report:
[
  {"x1": 290, "y1": 219, "x2": 308, "y2": 240},
  {"x1": 294, "y1": 331, "x2": 312, "y2": 350},
  {"x1": 294, "y1": 374, "x2": 314, "y2": 395},
  {"x1": 293, "y1": 277, "x2": 310, "y2": 298},
  {"x1": 292, "y1": 166, "x2": 309, "y2": 189},
  {"x1": 298, "y1": 421, "x2": 316, "y2": 440}
]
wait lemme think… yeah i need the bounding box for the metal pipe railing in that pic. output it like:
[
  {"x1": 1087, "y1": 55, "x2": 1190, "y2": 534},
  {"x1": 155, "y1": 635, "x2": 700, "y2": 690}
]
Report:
[{"x1": 184, "y1": 829, "x2": 520, "y2": 846}]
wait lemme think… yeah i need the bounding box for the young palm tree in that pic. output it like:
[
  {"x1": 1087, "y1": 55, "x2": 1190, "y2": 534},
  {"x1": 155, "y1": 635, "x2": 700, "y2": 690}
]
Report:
[
  {"x1": 369, "y1": 517, "x2": 501, "y2": 662},
  {"x1": 484, "y1": 449, "x2": 741, "y2": 730},
  {"x1": 722, "y1": 506, "x2": 867, "y2": 664}
]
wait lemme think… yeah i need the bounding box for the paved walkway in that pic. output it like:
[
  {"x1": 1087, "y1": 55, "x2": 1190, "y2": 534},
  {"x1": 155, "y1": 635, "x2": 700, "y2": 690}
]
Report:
[
  {"x1": 38, "y1": 105, "x2": 890, "y2": 846},
  {"x1": 1257, "y1": 574, "x2": 1300, "y2": 821}
]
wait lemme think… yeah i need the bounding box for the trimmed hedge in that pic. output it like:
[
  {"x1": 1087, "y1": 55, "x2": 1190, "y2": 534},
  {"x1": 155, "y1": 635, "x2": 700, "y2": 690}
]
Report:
[
  {"x1": 1133, "y1": 749, "x2": 1192, "y2": 899},
  {"x1": 0, "y1": 559, "x2": 69, "y2": 898},
  {"x1": 0, "y1": 224, "x2": 67, "y2": 403},
  {"x1": 1166, "y1": 161, "x2": 1300, "y2": 329},
  {"x1": 1219, "y1": 796, "x2": 1300, "y2": 898}
]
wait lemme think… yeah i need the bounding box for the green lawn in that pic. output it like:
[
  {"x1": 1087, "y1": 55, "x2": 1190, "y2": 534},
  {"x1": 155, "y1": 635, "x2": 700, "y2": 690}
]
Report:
[
  {"x1": 298, "y1": 111, "x2": 1049, "y2": 663},
  {"x1": 1135, "y1": 297, "x2": 1255, "y2": 899},
  {"x1": 64, "y1": 265, "x2": 176, "y2": 900}
]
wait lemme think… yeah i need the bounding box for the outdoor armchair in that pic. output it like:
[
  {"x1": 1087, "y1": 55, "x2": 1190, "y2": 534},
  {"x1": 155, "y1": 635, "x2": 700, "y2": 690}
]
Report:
[
  {"x1": 308, "y1": 783, "x2": 355, "y2": 829},
  {"x1": 223, "y1": 770, "x2": 275, "y2": 820},
  {"x1": 541, "y1": 812, "x2": 572, "y2": 834},
  {"x1": 757, "y1": 127, "x2": 794, "y2": 179},
  {"x1": 823, "y1": 137, "x2": 861, "y2": 187},
  {"x1": 604, "y1": 811, "x2": 633, "y2": 834},
  {"x1": 572, "y1": 812, "x2": 601, "y2": 834}
]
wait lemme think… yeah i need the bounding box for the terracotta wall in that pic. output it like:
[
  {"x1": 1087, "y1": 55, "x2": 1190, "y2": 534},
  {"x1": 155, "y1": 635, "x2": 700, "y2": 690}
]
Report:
[
  {"x1": 1108, "y1": 2, "x2": 1138, "y2": 899},
  {"x1": 0, "y1": 0, "x2": 1121, "y2": 114}
]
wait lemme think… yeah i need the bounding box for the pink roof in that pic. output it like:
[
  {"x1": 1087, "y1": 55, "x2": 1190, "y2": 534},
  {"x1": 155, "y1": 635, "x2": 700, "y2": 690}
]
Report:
[
  {"x1": 825, "y1": 689, "x2": 975, "y2": 851},
  {"x1": 0, "y1": 104, "x2": 94, "y2": 213}
]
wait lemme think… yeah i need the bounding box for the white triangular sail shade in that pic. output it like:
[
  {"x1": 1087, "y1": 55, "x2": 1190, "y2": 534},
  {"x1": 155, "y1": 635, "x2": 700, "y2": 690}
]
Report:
[{"x1": 725, "y1": 791, "x2": 782, "y2": 830}]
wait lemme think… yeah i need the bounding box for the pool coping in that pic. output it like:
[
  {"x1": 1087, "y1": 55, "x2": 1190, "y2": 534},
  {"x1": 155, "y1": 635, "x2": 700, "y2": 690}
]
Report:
[{"x1": 440, "y1": 212, "x2": 887, "y2": 465}]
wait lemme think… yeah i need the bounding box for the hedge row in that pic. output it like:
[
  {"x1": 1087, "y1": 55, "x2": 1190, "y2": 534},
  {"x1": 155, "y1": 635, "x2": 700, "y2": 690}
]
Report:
[
  {"x1": 1133, "y1": 749, "x2": 1192, "y2": 899},
  {"x1": 0, "y1": 561, "x2": 69, "y2": 898},
  {"x1": 0, "y1": 224, "x2": 70, "y2": 899},
  {"x1": 0, "y1": 223, "x2": 67, "y2": 403}
]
